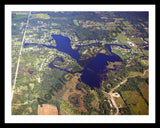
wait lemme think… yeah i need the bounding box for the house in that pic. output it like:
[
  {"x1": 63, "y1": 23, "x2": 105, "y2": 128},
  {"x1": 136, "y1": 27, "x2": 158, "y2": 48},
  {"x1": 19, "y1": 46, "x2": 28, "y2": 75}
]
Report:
[{"x1": 127, "y1": 41, "x2": 134, "y2": 46}]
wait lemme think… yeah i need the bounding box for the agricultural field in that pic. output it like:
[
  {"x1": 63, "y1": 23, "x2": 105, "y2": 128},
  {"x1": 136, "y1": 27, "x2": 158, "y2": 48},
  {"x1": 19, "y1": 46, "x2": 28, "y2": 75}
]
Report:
[
  {"x1": 121, "y1": 91, "x2": 148, "y2": 115},
  {"x1": 31, "y1": 13, "x2": 50, "y2": 19}
]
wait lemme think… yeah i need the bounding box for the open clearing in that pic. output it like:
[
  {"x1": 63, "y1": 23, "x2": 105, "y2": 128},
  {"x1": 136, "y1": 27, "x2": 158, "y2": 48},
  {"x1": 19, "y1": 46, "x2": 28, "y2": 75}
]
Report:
[
  {"x1": 38, "y1": 104, "x2": 58, "y2": 115},
  {"x1": 121, "y1": 91, "x2": 148, "y2": 115}
]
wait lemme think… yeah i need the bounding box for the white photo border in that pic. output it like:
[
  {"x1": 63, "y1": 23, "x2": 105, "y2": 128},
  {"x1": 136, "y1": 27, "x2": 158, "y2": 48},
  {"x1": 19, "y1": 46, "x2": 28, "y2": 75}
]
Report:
[{"x1": 5, "y1": 4, "x2": 155, "y2": 123}]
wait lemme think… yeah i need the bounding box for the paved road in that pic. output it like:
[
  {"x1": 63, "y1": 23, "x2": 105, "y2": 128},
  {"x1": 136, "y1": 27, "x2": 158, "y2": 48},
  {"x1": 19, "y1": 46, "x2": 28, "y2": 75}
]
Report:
[{"x1": 11, "y1": 11, "x2": 31, "y2": 102}]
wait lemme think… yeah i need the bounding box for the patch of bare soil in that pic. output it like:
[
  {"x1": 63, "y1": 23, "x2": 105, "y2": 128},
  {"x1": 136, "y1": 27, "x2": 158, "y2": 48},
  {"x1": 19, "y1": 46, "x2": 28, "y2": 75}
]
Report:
[{"x1": 38, "y1": 104, "x2": 58, "y2": 115}]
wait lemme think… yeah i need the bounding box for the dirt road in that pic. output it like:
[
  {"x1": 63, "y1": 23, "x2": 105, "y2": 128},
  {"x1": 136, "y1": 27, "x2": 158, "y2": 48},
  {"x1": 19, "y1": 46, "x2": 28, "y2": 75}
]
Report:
[{"x1": 106, "y1": 69, "x2": 148, "y2": 115}]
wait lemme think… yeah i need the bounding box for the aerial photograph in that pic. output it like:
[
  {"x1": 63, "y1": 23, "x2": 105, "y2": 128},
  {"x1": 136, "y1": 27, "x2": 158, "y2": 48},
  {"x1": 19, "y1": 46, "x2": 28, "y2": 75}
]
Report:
[{"x1": 11, "y1": 11, "x2": 149, "y2": 115}]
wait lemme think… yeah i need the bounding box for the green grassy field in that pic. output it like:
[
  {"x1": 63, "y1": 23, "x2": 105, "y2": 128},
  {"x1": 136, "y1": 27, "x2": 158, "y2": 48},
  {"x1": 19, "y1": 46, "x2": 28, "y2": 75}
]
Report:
[
  {"x1": 73, "y1": 20, "x2": 79, "y2": 26},
  {"x1": 13, "y1": 14, "x2": 28, "y2": 20},
  {"x1": 138, "y1": 82, "x2": 148, "y2": 103},
  {"x1": 121, "y1": 91, "x2": 148, "y2": 115}
]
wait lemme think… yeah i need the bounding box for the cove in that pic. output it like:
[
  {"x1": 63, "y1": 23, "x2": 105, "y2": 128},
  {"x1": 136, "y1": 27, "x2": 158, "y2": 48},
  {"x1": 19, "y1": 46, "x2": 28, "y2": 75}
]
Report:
[
  {"x1": 24, "y1": 34, "x2": 130, "y2": 89},
  {"x1": 51, "y1": 35, "x2": 81, "y2": 62}
]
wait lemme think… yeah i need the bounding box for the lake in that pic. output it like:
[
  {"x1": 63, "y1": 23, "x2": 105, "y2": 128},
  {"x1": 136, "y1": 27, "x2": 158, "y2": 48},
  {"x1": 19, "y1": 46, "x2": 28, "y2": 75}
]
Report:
[{"x1": 24, "y1": 34, "x2": 130, "y2": 89}]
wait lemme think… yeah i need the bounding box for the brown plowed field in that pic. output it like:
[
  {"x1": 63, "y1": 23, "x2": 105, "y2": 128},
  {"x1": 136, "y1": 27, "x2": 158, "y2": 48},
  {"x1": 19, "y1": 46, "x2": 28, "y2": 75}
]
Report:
[{"x1": 38, "y1": 104, "x2": 58, "y2": 115}]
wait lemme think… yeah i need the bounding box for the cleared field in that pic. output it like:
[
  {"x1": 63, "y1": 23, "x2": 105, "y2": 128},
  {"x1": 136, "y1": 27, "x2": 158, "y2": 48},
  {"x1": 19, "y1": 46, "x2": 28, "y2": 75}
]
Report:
[
  {"x1": 73, "y1": 20, "x2": 79, "y2": 26},
  {"x1": 106, "y1": 61, "x2": 122, "y2": 69},
  {"x1": 138, "y1": 82, "x2": 148, "y2": 103},
  {"x1": 32, "y1": 13, "x2": 50, "y2": 19},
  {"x1": 128, "y1": 71, "x2": 142, "y2": 77},
  {"x1": 13, "y1": 14, "x2": 28, "y2": 20},
  {"x1": 113, "y1": 94, "x2": 126, "y2": 108},
  {"x1": 60, "y1": 101, "x2": 78, "y2": 115},
  {"x1": 105, "y1": 22, "x2": 117, "y2": 31},
  {"x1": 116, "y1": 33, "x2": 128, "y2": 45},
  {"x1": 128, "y1": 70, "x2": 148, "y2": 78},
  {"x1": 38, "y1": 104, "x2": 58, "y2": 115},
  {"x1": 121, "y1": 91, "x2": 148, "y2": 115}
]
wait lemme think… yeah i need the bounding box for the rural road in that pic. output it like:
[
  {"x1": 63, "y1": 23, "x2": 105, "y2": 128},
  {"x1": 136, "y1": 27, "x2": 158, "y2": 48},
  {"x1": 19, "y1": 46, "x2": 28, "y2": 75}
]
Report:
[
  {"x1": 12, "y1": 11, "x2": 31, "y2": 102},
  {"x1": 105, "y1": 69, "x2": 148, "y2": 115}
]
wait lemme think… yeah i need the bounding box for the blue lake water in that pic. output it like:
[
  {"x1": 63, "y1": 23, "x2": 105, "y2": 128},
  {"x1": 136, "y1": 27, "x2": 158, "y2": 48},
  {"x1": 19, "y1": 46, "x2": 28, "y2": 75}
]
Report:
[
  {"x1": 143, "y1": 46, "x2": 149, "y2": 50},
  {"x1": 24, "y1": 34, "x2": 130, "y2": 89}
]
